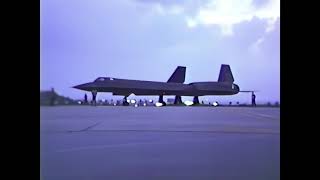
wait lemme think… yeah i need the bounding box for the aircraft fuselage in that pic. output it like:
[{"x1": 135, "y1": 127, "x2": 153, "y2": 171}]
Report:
[{"x1": 73, "y1": 77, "x2": 240, "y2": 96}]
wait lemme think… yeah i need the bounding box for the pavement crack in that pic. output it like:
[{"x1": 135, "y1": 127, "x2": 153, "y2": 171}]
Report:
[{"x1": 68, "y1": 122, "x2": 101, "y2": 133}]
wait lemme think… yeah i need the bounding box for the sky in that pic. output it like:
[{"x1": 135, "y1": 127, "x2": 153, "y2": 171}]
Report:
[{"x1": 40, "y1": 0, "x2": 280, "y2": 104}]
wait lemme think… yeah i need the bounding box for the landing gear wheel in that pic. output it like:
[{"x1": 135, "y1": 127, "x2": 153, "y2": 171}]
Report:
[{"x1": 123, "y1": 96, "x2": 129, "y2": 106}]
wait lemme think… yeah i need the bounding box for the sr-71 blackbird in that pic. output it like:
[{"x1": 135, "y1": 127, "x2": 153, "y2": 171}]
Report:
[{"x1": 73, "y1": 64, "x2": 240, "y2": 106}]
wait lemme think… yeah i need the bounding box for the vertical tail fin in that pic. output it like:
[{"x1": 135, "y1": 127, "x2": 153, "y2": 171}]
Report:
[
  {"x1": 218, "y1": 64, "x2": 234, "y2": 83},
  {"x1": 167, "y1": 66, "x2": 186, "y2": 83}
]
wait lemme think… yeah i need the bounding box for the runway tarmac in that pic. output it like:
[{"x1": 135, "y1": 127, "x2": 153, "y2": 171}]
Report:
[{"x1": 40, "y1": 106, "x2": 280, "y2": 180}]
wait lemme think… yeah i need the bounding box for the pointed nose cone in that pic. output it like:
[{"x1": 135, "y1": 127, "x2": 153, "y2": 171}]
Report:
[
  {"x1": 73, "y1": 84, "x2": 85, "y2": 90},
  {"x1": 72, "y1": 83, "x2": 92, "y2": 91},
  {"x1": 73, "y1": 84, "x2": 82, "y2": 90}
]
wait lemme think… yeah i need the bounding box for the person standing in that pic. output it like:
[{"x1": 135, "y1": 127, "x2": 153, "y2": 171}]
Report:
[
  {"x1": 84, "y1": 94, "x2": 88, "y2": 104},
  {"x1": 252, "y1": 92, "x2": 256, "y2": 106},
  {"x1": 50, "y1": 88, "x2": 56, "y2": 106}
]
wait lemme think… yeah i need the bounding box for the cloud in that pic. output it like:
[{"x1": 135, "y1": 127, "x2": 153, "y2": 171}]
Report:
[
  {"x1": 134, "y1": 0, "x2": 206, "y2": 7},
  {"x1": 248, "y1": 16, "x2": 279, "y2": 53},
  {"x1": 252, "y1": 0, "x2": 270, "y2": 8},
  {"x1": 187, "y1": 0, "x2": 280, "y2": 36},
  {"x1": 137, "y1": 0, "x2": 280, "y2": 36},
  {"x1": 249, "y1": 37, "x2": 265, "y2": 54},
  {"x1": 186, "y1": 17, "x2": 197, "y2": 28},
  {"x1": 149, "y1": 3, "x2": 184, "y2": 15},
  {"x1": 135, "y1": 0, "x2": 210, "y2": 16},
  {"x1": 135, "y1": 0, "x2": 187, "y2": 6},
  {"x1": 265, "y1": 18, "x2": 277, "y2": 33}
]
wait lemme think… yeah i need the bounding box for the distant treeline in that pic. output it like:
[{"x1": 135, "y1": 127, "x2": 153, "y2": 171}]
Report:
[{"x1": 40, "y1": 90, "x2": 78, "y2": 106}]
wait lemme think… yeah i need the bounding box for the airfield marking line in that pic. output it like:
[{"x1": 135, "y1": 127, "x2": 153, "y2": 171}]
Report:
[
  {"x1": 55, "y1": 129, "x2": 279, "y2": 153},
  {"x1": 55, "y1": 141, "x2": 186, "y2": 153},
  {"x1": 254, "y1": 113, "x2": 279, "y2": 119},
  {"x1": 56, "y1": 143, "x2": 147, "y2": 153},
  {"x1": 55, "y1": 140, "x2": 202, "y2": 153},
  {"x1": 241, "y1": 112, "x2": 279, "y2": 120},
  {"x1": 53, "y1": 135, "x2": 260, "y2": 153},
  {"x1": 68, "y1": 129, "x2": 280, "y2": 135},
  {"x1": 42, "y1": 129, "x2": 279, "y2": 135}
]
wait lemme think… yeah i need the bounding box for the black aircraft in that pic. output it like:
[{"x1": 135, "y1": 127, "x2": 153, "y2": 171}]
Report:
[{"x1": 73, "y1": 64, "x2": 240, "y2": 106}]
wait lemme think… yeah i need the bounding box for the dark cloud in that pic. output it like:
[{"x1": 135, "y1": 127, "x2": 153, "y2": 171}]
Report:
[
  {"x1": 134, "y1": 0, "x2": 210, "y2": 15},
  {"x1": 252, "y1": 0, "x2": 270, "y2": 9},
  {"x1": 134, "y1": 0, "x2": 189, "y2": 6}
]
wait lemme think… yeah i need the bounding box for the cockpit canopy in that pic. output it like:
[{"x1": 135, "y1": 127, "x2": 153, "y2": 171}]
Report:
[{"x1": 94, "y1": 77, "x2": 115, "y2": 82}]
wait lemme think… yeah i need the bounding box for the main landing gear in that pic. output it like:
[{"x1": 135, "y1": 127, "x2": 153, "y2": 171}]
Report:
[
  {"x1": 174, "y1": 96, "x2": 183, "y2": 105},
  {"x1": 158, "y1": 95, "x2": 167, "y2": 106},
  {"x1": 193, "y1": 96, "x2": 200, "y2": 105}
]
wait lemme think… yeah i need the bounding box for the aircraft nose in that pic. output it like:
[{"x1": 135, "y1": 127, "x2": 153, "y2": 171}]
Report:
[
  {"x1": 73, "y1": 83, "x2": 90, "y2": 90},
  {"x1": 73, "y1": 84, "x2": 84, "y2": 90},
  {"x1": 73, "y1": 85, "x2": 82, "y2": 89}
]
